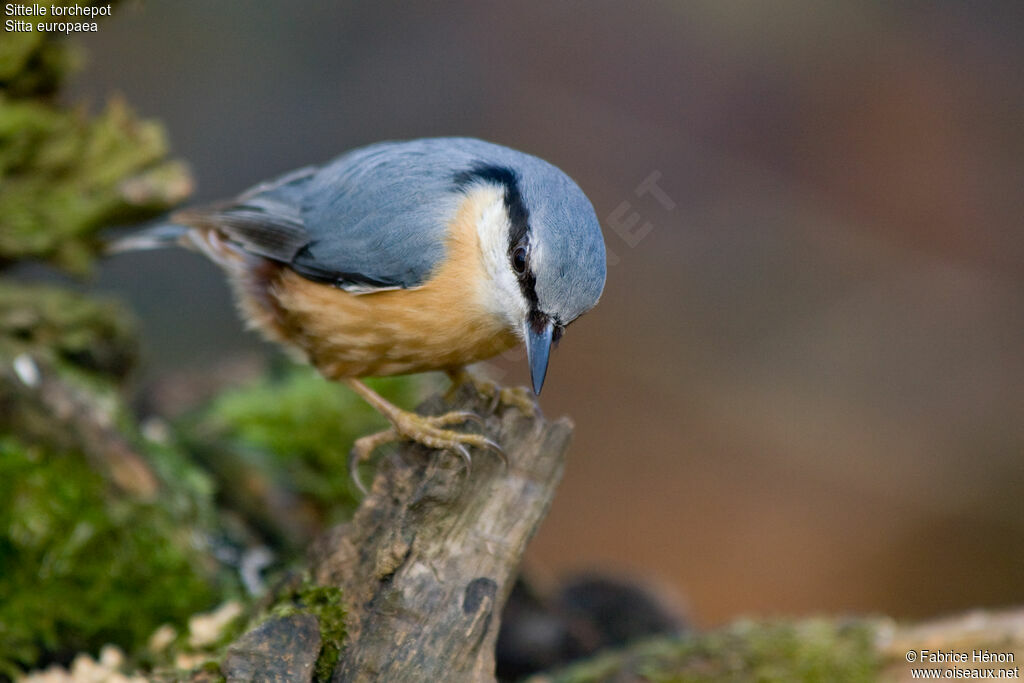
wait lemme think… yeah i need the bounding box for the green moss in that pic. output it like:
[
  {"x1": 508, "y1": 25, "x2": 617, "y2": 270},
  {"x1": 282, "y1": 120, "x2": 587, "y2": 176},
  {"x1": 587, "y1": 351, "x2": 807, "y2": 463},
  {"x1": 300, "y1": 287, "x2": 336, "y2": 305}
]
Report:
[
  {"x1": 0, "y1": 285, "x2": 244, "y2": 675},
  {"x1": 0, "y1": 96, "x2": 192, "y2": 273},
  {"x1": 302, "y1": 586, "x2": 347, "y2": 683},
  {"x1": 0, "y1": 436, "x2": 231, "y2": 677},
  {"x1": 0, "y1": 3, "x2": 231, "y2": 675},
  {"x1": 0, "y1": 17, "x2": 77, "y2": 97},
  {"x1": 537, "y1": 619, "x2": 879, "y2": 683},
  {"x1": 265, "y1": 583, "x2": 346, "y2": 683},
  {"x1": 198, "y1": 364, "x2": 427, "y2": 517},
  {"x1": 1, "y1": 0, "x2": 191, "y2": 274}
]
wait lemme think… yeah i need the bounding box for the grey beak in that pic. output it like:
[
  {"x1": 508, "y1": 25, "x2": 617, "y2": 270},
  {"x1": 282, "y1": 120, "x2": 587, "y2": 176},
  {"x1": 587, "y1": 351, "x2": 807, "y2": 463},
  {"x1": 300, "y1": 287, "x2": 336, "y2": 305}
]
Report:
[{"x1": 525, "y1": 315, "x2": 554, "y2": 395}]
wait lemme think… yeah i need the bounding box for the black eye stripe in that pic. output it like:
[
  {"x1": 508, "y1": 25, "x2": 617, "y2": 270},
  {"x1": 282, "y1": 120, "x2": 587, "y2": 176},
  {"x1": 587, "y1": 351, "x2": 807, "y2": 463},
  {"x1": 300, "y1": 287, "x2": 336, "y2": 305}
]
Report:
[
  {"x1": 453, "y1": 164, "x2": 528, "y2": 238},
  {"x1": 453, "y1": 162, "x2": 538, "y2": 308}
]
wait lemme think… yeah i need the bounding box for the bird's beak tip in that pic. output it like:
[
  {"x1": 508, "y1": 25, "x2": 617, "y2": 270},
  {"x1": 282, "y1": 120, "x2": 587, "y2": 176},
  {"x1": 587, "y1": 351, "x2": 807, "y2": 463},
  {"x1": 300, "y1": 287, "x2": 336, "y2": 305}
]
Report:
[{"x1": 525, "y1": 316, "x2": 554, "y2": 396}]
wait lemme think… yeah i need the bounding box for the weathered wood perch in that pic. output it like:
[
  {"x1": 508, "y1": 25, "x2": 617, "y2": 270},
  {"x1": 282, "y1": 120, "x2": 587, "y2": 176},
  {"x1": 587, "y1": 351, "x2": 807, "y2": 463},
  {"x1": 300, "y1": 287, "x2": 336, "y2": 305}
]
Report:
[{"x1": 223, "y1": 383, "x2": 573, "y2": 682}]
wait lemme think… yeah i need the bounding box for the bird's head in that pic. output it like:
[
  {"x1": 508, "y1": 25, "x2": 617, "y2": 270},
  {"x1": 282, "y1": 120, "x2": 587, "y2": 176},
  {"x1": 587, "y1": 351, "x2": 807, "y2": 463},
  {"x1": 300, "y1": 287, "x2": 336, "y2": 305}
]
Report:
[{"x1": 454, "y1": 155, "x2": 606, "y2": 394}]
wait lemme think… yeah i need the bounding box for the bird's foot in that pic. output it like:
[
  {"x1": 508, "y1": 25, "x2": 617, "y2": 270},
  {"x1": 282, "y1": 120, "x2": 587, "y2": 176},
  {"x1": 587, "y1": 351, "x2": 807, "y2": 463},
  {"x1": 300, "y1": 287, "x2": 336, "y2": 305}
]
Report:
[
  {"x1": 348, "y1": 402, "x2": 506, "y2": 495},
  {"x1": 446, "y1": 368, "x2": 539, "y2": 416}
]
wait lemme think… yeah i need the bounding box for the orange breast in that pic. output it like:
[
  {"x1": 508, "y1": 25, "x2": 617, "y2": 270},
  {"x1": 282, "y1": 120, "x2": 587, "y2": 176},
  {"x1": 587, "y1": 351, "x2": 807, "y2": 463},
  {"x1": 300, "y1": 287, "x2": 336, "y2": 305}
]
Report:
[{"x1": 255, "y1": 189, "x2": 519, "y2": 379}]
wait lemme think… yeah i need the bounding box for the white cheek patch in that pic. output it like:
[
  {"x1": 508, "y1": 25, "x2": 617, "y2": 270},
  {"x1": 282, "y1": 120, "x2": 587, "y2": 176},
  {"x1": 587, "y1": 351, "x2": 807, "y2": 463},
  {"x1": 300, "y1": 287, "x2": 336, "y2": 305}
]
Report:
[{"x1": 472, "y1": 186, "x2": 530, "y2": 330}]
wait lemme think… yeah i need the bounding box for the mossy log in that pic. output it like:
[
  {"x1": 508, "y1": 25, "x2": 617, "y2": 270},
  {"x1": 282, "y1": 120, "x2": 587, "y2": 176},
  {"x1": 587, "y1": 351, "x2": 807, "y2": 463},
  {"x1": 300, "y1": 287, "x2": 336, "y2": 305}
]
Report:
[{"x1": 524, "y1": 608, "x2": 1024, "y2": 683}]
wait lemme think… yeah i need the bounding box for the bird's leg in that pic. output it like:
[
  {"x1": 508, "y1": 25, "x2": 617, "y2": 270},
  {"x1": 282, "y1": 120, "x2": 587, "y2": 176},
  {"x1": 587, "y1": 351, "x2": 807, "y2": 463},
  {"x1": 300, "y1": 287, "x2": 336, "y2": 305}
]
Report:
[
  {"x1": 446, "y1": 367, "x2": 539, "y2": 416},
  {"x1": 344, "y1": 378, "x2": 505, "y2": 494}
]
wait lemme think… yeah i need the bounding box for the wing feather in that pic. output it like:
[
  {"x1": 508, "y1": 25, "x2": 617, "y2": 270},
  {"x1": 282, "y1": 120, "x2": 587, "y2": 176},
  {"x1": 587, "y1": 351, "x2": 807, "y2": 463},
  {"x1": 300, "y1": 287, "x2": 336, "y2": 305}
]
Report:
[{"x1": 171, "y1": 138, "x2": 530, "y2": 292}]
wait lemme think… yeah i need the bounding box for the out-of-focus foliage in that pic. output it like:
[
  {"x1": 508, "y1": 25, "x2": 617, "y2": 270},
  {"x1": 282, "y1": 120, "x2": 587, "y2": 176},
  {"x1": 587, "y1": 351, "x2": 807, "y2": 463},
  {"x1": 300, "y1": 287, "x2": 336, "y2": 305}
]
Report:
[
  {"x1": 0, "y1": 62, "x2": 410, "y2": 669},
  {"x1": 530, "y1": 619, "x2": 879, "y2": 683},
  {"x1": 0, "y1": 96, "x2": 192, "y2": 273},
  {"x1": 0, "y1": 282, "x2": 137, "y2": 381},
  {"x1": 0, "y1": 437, "x2": 229, "y2": 678},
  {"x1": 0, "y1": 0, "x2": 191, "y2": 274},
  {"x1": 0, "y1": 6, "x2": 233, "y2": 675},
  {"x1": 193, "y1": 364, "x2": 426, "y2": 523},
  {"x1": 0, "y1": 8, "x2": 74, "y2": 97},
  {"x1": 0, "y1": 287, "x2": 240, "y2": 676}
]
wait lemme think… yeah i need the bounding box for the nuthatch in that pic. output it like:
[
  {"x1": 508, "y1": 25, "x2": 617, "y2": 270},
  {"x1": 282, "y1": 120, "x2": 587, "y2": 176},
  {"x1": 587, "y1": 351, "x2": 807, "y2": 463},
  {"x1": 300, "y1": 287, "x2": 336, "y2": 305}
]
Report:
[{"x1": 114, "y1": 137, "x2": 606, "y2": 481}]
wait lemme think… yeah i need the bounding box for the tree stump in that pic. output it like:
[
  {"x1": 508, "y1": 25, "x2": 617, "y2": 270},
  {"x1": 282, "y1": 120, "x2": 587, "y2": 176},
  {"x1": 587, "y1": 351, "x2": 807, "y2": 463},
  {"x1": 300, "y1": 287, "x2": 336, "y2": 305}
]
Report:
[{"x1": 306, "y1": 383, "x2": 573, "y2": 682}]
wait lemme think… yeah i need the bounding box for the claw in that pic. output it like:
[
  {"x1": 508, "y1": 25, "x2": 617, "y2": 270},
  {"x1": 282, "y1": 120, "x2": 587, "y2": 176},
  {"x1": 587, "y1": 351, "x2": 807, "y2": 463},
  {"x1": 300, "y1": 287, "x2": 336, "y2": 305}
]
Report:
[
  {"x1": 349, "y1": 428, "x2": 399, "y2": 496},
  {"x1": 452, "y1": 443, "x2": 473, "y2": 478},
  {"x1": 477, "y1": 437, "x2": 508, "y2": 472},
  {"x1": 344, "y1": 379, "x2": 509, "y2": 496},
  {"x1": 349, "y1": 448, "x2": 368, "y2": 496}
]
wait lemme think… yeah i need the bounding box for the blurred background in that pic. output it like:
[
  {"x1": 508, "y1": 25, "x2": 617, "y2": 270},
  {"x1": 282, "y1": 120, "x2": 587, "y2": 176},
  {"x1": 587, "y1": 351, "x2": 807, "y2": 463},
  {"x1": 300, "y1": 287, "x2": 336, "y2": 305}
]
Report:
[{"x1": 74, "y1": 1, "x2": 1022, "y2": 626}]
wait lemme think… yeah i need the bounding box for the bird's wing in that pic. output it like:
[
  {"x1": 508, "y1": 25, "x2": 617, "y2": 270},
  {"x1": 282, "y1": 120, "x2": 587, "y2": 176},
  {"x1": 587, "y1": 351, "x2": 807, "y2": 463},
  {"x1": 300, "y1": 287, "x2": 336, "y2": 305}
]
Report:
[
  {"x1": 173, "y1": 140, "x2": 480, "y2": 291},
  {"x1": 170, "y1": 165, "x2": 316, "y2": 267},
  {"x1": 291, "y1": 141, "x2": 473, "y2": 289}
]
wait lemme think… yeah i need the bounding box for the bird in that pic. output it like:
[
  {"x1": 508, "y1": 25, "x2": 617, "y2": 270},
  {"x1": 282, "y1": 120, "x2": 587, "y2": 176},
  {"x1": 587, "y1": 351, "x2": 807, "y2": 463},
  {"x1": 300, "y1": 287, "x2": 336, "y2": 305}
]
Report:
[{"x1": 111, "y1": 137, "x2": 607, "y2": 486}]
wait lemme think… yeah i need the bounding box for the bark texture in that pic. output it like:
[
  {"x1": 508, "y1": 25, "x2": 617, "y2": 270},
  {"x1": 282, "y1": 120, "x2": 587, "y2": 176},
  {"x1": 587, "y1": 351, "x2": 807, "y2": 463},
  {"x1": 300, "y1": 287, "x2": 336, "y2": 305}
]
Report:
[{"x1": 309, "y1": 384, "x2": 573, "y2": 682}]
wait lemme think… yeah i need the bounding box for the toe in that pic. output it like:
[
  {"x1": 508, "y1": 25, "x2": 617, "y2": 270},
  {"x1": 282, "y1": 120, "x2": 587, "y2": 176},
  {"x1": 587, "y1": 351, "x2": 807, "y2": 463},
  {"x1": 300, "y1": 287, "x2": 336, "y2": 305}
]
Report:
[
  {"x1": 426, "y1": 410, "x2": 485, "y2": 429},
  {"x1": 499, "y1": 386, "x2": 539, "y2": 416}
]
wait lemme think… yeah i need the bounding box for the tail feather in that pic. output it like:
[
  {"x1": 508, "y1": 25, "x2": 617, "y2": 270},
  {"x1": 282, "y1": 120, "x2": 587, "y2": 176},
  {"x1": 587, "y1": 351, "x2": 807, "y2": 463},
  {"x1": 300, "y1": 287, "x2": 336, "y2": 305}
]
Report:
[
  {"x1": 107, "y1": 220, "x2": 299, "y2": 358},
  {"x1": 105, "y1": 224, "x2": 189, "y2": 255}
]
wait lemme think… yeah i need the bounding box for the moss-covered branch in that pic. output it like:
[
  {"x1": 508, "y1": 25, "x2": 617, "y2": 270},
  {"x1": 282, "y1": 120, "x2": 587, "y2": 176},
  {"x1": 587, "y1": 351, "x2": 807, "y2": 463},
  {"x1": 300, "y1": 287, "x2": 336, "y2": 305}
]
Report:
[{"x1": 523, "y1": 608, "x2": 1024, "y2": 683}]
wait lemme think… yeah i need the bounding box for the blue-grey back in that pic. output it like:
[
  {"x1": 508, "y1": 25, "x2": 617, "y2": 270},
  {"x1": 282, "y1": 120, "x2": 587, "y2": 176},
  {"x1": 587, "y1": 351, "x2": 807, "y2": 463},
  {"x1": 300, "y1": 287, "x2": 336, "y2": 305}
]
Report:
[
  {"x1": 295, "y1": 138, "x2": 510, "y2": 288},
  {"x1": 182, "y1": 138, "x2": 606, "y2": 315}
]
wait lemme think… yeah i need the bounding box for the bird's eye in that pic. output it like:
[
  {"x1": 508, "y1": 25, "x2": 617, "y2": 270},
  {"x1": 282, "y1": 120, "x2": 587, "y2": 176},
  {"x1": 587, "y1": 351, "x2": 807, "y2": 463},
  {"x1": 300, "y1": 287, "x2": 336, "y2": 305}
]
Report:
[{"x1": 511, "y1": 245, "x2": 529, "y2": 274}]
